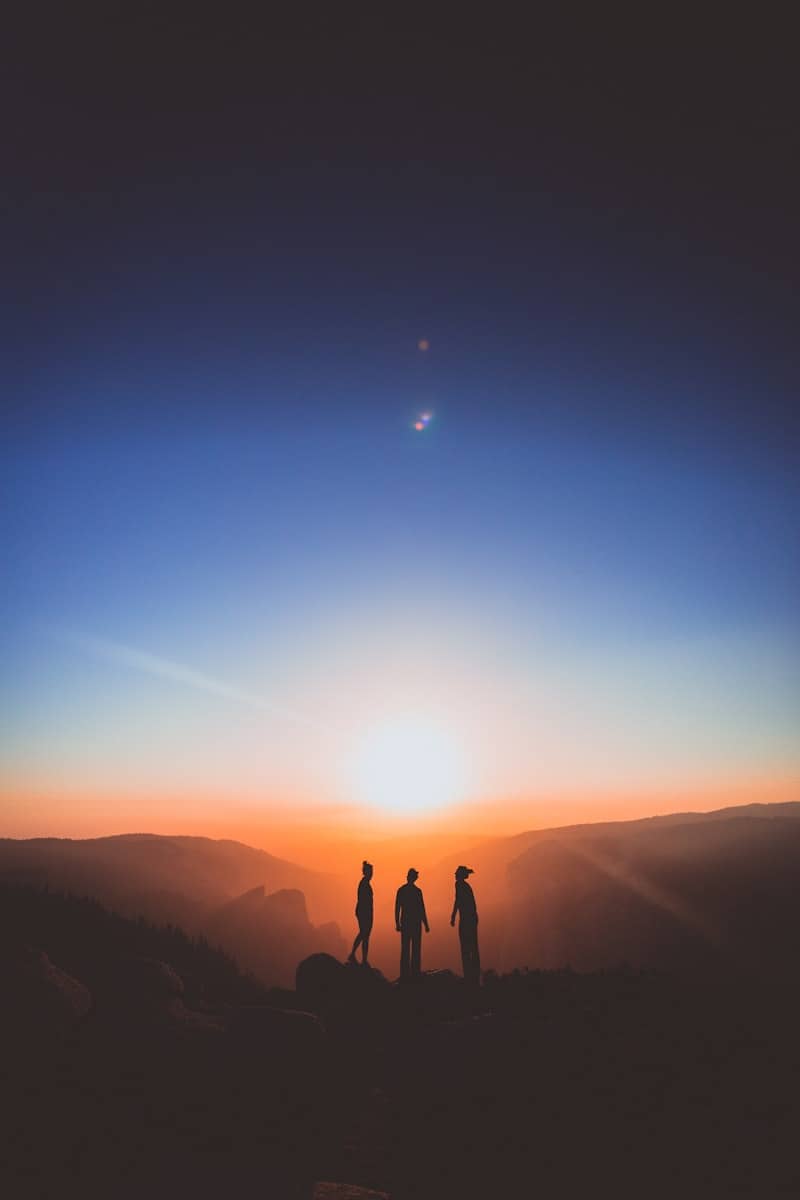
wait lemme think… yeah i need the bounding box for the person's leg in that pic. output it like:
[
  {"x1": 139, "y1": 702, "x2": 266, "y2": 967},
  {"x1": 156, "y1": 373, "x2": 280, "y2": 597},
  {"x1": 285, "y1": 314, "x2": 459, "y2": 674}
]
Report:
[
  {"x1": 461, "y1": 925, "x2": 479, "y2": 984},
  {"x1": 467, "y1": 944, "x2": 477, "y2": 985},
  {"x1": 466, "y1": 928, "x2": 480, "y2": 985},
  {"x1": 411, "y1": 926, "x2": 421, "y2": 975},
  {"x1": 459, "y1": 928, "x2": 469, "y2": 979},
  {"x1": 400, "y1": 928, "x2": 411, "y2": 978},
  {"x1": 361, "y1": 921, "x2": 372, "y2": 964},
  {"x1": 349, "y1": 931, "x2": 363, "y2": 962}
]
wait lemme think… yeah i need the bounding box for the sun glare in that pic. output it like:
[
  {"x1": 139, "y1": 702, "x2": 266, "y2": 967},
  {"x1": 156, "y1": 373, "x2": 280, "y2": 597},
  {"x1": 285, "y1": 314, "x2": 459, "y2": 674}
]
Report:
[{"x1": 349, "y1": 715, "x2": 467, "y2": 815}]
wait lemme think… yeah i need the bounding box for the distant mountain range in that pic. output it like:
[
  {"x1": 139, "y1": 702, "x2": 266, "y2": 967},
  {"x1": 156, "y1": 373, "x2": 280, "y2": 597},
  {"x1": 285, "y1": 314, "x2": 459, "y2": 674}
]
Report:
[
  {"x1": 0, "y1": 833, "x2": 346, "y2": 985},
  {"x1": 436, "y1": 800, "x2": 800, "y2": 905},
  {"x1": 2, "y1": 801, "x2": 798, "y2": 980},
  {"x1": 437, "y1": 801, "x2": 800, "y2": 973}
]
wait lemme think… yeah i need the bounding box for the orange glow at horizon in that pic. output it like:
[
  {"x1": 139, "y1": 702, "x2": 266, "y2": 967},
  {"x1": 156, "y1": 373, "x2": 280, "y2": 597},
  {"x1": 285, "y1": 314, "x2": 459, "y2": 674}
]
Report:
[{"x1": 2, "y1": 773, "x2": 798, "y2": 874}]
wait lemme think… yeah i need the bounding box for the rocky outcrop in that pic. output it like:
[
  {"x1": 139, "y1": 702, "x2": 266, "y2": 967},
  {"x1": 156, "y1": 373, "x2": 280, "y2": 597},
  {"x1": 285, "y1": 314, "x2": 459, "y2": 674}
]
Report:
[
  {"x1": 296, "y1": 954, "x2": 408, "y2": 1029},
  {"x1": 99, "y1": 954, "x2": 225, "y2": 1032},
  {"x1": 204, "y1": 885, "x2": 346, "y2": 987},
  {"x1": 1, "y1": 945, "x2": 92, "y2": 1034}
]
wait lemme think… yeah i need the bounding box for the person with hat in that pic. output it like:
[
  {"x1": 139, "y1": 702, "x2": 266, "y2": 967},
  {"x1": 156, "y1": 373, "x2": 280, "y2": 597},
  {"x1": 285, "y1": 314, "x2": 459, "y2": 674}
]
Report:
[
  {"x1": 394, "y1": 868, "x2": 430, "y2": 979},
  {"x1": 450, "y1": 866, "x2": 480, "y2": 985}
]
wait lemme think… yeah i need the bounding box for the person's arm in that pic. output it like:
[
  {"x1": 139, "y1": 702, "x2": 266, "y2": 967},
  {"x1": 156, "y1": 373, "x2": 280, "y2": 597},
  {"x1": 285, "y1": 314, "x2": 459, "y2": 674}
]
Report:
[
  {"x1": 395, "y1": 888, "x2": 402, "y2": 931},
  {"x1": 450, "y1": 885, "x2": 459, "y2": 927},
  {"x1": 421, "y1": 891, "x2": 430, "y2": 933}
]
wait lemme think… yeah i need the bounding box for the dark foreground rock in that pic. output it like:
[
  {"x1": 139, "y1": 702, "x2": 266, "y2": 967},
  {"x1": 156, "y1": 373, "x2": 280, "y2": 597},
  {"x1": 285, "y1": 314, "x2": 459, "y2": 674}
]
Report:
[
  {"x1": 297, "y1": 953, "x2": 392, "y2": 1019},
  {"x1": 1, "y1": 944, "x2": 92, "y2": 1033},
  {"x1": 294, "y1": 956, "x2": 800, "y2": 1200},
  {"x1": 4, "y1": 886, "x2": 800, "y2": 1200},
  {"x1": 0, "y1": 893, "x2": 336, "y2": 1200}
]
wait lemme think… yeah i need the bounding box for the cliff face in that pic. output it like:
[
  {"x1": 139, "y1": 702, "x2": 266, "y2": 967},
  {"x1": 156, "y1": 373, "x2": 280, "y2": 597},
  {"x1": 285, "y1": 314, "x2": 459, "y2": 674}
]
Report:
[
  {"x1": 503, "y1": 815, "x2": 800, "y2": 972},
  {"x1": 204, "y1": 885, "x2": 345, "y2": 985}
]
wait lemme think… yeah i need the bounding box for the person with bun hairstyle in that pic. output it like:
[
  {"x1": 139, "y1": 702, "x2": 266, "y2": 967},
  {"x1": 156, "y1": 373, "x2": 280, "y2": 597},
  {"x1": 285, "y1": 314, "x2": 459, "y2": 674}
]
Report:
[{"x1": 348, "y1": 860, "x2": 374, "y2": 965}]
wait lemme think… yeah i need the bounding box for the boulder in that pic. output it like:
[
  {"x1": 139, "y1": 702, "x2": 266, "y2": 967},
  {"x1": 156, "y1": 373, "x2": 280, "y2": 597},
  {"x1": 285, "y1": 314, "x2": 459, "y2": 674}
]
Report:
[
  {"x1": 296, "y1": 952, "x2": 344, "y2": 1009},
  {"x1": 1, "y1": 945, "x2": 91, "y2": 1034},
  {"x1": 101, "y1": 955, "x2": 224, "y2": 1032},
  {"x1": 297, "y1": 954, "x2": 394, "y2": 1015}
]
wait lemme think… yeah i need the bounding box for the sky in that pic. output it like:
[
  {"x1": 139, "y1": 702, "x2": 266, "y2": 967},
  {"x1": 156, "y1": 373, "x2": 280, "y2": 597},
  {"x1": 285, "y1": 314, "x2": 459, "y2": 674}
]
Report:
[{"x1": 2, "y1": 11, "x2": 798, "y2": 848}]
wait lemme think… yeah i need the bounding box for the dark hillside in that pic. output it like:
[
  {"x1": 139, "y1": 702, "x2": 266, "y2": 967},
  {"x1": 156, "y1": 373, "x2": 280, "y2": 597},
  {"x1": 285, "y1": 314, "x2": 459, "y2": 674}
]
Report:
[
  {"x1": 0, "y1": 835, "x2": 347, "y2": 986},
  {"x1": 504, "y1": 814, "x2": 800, "y2": 972},
  {"x1": 0, "y1": 884, "x2": 331, "y2": 1198},
  {"x1": 0, "y1": 882, "x2": 265, "y2": 1008},
  {"x1": 435, "y1": 800, "x2": 800, "y2": 909},
  {"x1": 2, "y1": 884, "x2": 799, "y2": 1197}
]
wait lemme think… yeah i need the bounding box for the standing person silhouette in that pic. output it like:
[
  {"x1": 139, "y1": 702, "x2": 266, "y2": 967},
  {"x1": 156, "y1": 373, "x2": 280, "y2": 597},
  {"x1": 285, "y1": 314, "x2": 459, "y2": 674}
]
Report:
[
  {"x1": 348, "y1": 860, "x2": 374, "y2": 965},
  {"x1": 395, "y1": 868, "x2": 429, "y2": 978},
  {"x1": 450, "y1": 865, "x2": 480, "y2": 985}
]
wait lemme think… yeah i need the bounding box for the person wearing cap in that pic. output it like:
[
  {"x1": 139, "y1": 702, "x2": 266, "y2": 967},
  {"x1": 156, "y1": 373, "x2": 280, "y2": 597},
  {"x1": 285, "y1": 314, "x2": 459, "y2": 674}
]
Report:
[
  {"x1": 348, "y1": 860, "x2": 374, "y2": 966},
  {"x1": 395, "y1": 868, "x2": 430, "y2": 978},
  {"x1": 450, "y1": 866, "x2": 480, "y2": 985}
]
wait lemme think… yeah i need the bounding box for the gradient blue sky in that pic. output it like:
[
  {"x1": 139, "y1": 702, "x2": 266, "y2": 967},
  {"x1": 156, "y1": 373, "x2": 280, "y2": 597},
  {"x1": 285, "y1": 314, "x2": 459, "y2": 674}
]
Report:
[{"x1": 3, "y1": 12, "x2": 798, "y2": 839}]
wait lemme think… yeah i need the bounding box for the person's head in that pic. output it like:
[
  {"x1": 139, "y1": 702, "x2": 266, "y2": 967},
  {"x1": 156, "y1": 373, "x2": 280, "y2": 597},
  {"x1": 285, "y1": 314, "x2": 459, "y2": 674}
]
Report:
[
  {"x1": 455, "y1": 865, "x2": 474, "y2": 881},
  {"x1": 362, "y1": 860, "x2": 373, "y2": 880},
  {"x1": 407, "y1": 867, "x2": 419, "y2": 883}
]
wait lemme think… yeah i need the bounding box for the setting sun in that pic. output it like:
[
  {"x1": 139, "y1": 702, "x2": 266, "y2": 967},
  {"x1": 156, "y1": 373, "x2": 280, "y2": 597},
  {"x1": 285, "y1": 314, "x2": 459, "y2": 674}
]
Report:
[{"x1": 347, "y1": 715, "x2": 468, "y2": 815}]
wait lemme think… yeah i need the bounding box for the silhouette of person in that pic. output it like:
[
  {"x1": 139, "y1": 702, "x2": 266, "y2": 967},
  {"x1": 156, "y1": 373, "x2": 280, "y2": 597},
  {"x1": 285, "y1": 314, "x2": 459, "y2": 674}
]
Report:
[
  {"x1": 348, "y1": 860, "x2": 374, "y2": 965},
  {"x1": 395, "y1": 868, "x2": 429, "y2": 978},
  {"x1": 450, "y1": 865, "x2": 480, "y2": 985}
]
